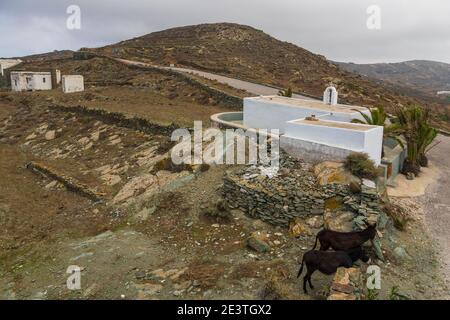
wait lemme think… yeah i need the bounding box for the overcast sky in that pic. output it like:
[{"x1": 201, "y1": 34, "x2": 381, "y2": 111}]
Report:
[{"x1": 1, "y1": 0, "x2": 450, "y2": 64}]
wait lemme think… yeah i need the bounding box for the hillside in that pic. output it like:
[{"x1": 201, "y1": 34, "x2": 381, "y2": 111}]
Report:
[
  {"x1": 92, "y1": 24, "x2": 413, "y2": 104},
  {"x1": 336, "y1": 60, "x2": 450, "y2": 102}
]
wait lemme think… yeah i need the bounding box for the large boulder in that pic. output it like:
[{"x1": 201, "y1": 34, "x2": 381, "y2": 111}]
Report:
[
  {"x1": 314, "y1": 161, "x2": 360, "y2": 186},
  {"x1": 324, "y1": 211, "x2": 355, "y2": 232}
]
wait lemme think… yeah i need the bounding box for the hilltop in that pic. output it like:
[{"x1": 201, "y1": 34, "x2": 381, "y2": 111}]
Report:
[{"x1": 89, "y1": 23, "x2": 450, "y2": 129}]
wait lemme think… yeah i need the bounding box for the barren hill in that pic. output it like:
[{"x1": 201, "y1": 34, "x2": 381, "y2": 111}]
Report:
[{"x1": 93, "y1": 23, "x2": 417, "y2": 107}]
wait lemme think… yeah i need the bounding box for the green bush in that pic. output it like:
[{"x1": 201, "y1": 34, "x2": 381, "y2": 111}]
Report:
[{"x1": 344, "y1": 152, "x2": 379, "y2": 180}]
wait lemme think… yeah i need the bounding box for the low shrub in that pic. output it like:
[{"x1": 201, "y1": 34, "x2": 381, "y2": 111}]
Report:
[{"x1": 344, "y1": 152, "x2": 379, "y2": 180}]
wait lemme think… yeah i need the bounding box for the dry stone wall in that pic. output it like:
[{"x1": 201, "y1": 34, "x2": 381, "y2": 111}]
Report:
[{"x1": 223, "y1": 157, "x2": 384, "y2": 229}]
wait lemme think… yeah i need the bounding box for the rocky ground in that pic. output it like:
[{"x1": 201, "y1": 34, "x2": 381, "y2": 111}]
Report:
[{"x1": 0, "y1": 98, "x2": 448, "y2": 300}]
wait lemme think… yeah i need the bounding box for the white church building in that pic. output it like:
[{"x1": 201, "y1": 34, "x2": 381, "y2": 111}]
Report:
[{"x1": 212, "y1": 87, "x2": 384, "y2": 166}]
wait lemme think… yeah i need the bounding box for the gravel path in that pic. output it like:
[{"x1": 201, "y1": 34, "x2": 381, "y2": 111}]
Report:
[{"x1": 421, "y1": 134, "x2": 450, "y2": 288}]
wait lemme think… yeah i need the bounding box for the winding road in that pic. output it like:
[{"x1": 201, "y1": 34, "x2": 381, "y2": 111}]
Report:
[
  {"x1": 116, "y1": 58, "x2": 314, "y2": 99},
  {"x1": 421, "y1": 134, "x2": 450, "y2": 287}
]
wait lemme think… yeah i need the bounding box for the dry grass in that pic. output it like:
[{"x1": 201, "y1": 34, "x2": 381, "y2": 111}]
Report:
[{"x1": 181, "y1": 259, "x2": 226, "y2": 289}]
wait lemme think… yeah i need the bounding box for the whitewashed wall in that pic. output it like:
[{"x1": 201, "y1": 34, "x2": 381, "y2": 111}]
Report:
[
  {"x1": 0, "y1": 59, "x2": 22, "y2": 76},
  {"x1": 11, "y1": 72, "x2": 52, "y2": 91},
  {"x1": 62, "y1": 75, "x2": 84, "y2": 93},
  {"x1": 284, "y1": 120, "x2": 383, "y2": 165},
  {"x1": 320, "y1": 111, "x2": 369, "y2": 123},
  {"x1": 363, "y1": 126, "x2": 384, "y2": 165},
  {"x1": 243, "y1": 97, "x2": 371, "y2": 133},
  {"x1": 243, "y1": 97, "x2": 330, "y2": 133}
]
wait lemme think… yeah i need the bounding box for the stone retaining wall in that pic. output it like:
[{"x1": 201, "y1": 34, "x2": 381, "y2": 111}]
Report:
[
  {"x1": 49, "y1": 104, "x2": 178, "y2": 136},
  {"x1": 223, "y1": 167, "x2": 348, "y2": 227},
  {"x1": 27, "y1": 161, "x2": 104, "y2": 201},
  {"x1": 223, "y1": 164, "x2": 383, "y2": 229}
]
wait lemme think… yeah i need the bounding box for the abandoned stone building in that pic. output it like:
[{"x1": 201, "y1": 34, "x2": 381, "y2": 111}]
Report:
[{"x1": 10, "y1": 71, "x2": 53, "y2": 92}]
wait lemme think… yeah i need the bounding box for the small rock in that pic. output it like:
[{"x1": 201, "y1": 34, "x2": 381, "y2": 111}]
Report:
[
  {"x1": 135, "y1": 270, "x2": 147, "y2": 280},
  {"x1": 372, "y1": 239, "x2": 385, "y2": 261},
  {"x1": 45, "y1": 130, "x2": 56, "y2": 140},
  {"x1": 78, "y1": 137, "x2": 90, "y2": 145},
  {"x1": 44, "y1": 180, "x2": 58, "y2": 189},
  {"x1": 83, "y1": 283, "x2": 100, "y2": 298},
  {"x1": 135, "y1": 283, "x2": 163, "y2": 296},
  {"x1": 173, "y1": 280, "x2": 192, "y2": 291},
  {"x1": 327, "y1": 292, "x2": 357, "y2": 300},
  {"x1": 90, "y1": 131, "x2": 103, "y2": 142},
  {"x1": 289, "y1": 217, "x2": 312, "y2": 237},
  {"x1": 362, "y1": 179, "x2": 377, "y2": 188},
  {"x1": 84, "y1": 142, "x2": 94, "y2": 150},
  {"x1": 26, "y1": 133, "x2": 37, "y2": 140},
  {"x1": 324, "y1": 211, "x2": 354, "y2": 232},
  {"x1": 406, "y1": 173, "x2": 415, "y2": 180},
  {"x1": 393, "y1": 246, "x2": 409, "y2": 261},
  {"x1": 173, "y1": 290, "x2": 183, "y2": 296},
  {"x1": 349, "y1": 181, "x2": 361, "y2": 194},
  {"x1": 305, "y1": 216, "x2": 324, "y2": 229},
  {"x1": 246, "y1": 232, "x2": 270, "y2": 253}
]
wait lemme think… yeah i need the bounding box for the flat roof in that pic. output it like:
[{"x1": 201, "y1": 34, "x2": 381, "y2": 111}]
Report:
[
  {"x1": 10, "y1": 71, "x2": 51, "y2": 75},
  {"x1": 246, "y1": 95, "x2": 368, "y2": 114},
  {"x1": 294, "y1": 118, "x2": 375, "y2": 131}
]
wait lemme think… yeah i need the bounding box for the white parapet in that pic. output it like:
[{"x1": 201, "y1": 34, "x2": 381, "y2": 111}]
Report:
[
  {"x1": 243, "y1": 95, "x2": 370, "y2": 134},
  {"x1": 62, "y1": 75, "x2": 84, "y2": 93},
  {"x1": 283, "y1": 118, "x2": 383, "y2": 165}
]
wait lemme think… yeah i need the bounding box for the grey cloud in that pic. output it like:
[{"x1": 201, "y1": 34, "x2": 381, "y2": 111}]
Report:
[{"x1": 0, "y1": 0, "x2": 449, "y2": 63}]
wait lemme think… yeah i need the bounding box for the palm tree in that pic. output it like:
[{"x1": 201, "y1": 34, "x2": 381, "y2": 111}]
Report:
[
  {"x1": 394, "y1": 106, "x2": 438, "y2": 174},
  {"x1": 352, "y1": 105, "x2": 387, "y2": 126},
  {"x1": 417, "y1": 121, "x2": 438, "y2": 167},
  {"x1": 351, "y1": 106, "x2": 401, "y2": 157},
  {"x1": 278, "y1": 87, "x2": 293, "y2": 98}
]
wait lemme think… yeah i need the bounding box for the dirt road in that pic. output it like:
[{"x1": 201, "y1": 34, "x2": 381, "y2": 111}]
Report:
[
  {"x1": 421, "y1": 134, "x2": 450, "y2": 288},
  {"x1": 116, "y1": 58, "x2": 314, "y2": 99}
]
